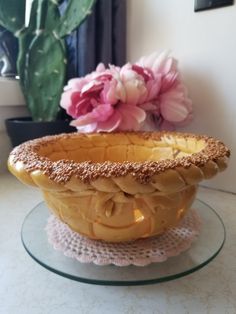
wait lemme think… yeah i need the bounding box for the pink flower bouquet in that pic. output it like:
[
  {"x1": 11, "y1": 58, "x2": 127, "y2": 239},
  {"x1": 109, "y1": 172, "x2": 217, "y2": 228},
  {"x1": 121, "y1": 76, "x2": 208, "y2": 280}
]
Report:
[{"x1": 60, "y1": 52, "x2": 193, "y2": 132}]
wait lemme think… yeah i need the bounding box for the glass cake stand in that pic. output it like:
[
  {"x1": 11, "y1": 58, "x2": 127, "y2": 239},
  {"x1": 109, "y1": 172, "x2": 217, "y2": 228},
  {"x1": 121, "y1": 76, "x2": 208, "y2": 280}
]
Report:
[{"x1": 21, "y1": 199, "x2": 225, "y2": 286}]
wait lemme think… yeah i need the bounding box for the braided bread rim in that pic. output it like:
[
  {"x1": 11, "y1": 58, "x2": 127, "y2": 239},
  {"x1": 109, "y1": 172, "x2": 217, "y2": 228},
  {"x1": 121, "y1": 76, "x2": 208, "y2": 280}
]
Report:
[{"x1": 8, "y1": 131, "x2": 230, "y2": 187}]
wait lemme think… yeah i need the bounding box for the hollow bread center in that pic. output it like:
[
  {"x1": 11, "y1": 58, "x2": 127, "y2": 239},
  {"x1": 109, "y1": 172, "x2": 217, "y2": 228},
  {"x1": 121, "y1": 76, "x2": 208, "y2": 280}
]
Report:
[{"x1": 38, "y1": 133, "x2": 206, "y2": 163}]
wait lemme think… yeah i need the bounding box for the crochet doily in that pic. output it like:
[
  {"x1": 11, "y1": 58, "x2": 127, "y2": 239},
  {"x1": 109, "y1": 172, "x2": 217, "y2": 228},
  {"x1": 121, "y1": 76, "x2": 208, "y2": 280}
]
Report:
[{"x1": 45, "y1": 209, "x2": 201, "y2": 267}]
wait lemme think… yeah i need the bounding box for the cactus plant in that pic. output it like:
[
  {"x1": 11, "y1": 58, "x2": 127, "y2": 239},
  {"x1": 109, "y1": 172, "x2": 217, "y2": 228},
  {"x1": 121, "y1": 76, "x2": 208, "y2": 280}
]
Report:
[{"x1": 0, "y1": 0, "x2": 96, "y2": 121}]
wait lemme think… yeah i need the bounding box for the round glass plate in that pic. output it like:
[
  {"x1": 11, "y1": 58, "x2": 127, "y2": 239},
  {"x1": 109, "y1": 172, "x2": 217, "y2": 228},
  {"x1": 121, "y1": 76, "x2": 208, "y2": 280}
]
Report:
[{"x1": 21, "y1": 199, "x2": 225, "y2": 286}]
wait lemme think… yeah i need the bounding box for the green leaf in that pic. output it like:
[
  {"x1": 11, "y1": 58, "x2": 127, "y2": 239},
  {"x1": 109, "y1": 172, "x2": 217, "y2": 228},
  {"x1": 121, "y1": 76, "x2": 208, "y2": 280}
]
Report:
[
  {"x1": 26, "y1": 32, "x2": 66, "y2": 121},
  {"x1": 0, "y1": 0, "x2": 25, "y2": 36},
  {"x1": 17, "y1": 0, "x2": 39, "y2": 98},
  {"x1": 54, "y1": 0, "x2": 96, "y2": 38},
  {"x1": 45, "y1": 0, "x2": 61, "y2": 31}
]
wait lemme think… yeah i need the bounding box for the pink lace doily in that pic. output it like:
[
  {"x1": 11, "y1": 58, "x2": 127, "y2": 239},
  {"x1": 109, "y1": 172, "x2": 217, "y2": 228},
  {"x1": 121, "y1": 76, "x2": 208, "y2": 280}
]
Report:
[{"x1": 45, "y1": 209, "x2": 201, "y2": 267}]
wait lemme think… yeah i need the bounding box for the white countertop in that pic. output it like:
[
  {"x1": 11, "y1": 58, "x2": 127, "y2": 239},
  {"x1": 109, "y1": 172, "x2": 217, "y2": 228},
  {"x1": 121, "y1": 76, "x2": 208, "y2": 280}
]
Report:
[{"x1": 0, "y1": 172, "x2": 236, "y2": 314}]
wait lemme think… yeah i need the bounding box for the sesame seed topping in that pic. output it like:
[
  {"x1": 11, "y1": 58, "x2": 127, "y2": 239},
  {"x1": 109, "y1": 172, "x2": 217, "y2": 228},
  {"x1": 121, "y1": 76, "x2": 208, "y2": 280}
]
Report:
[{"x1": 9, "y1": 131, "x2": 230, "y2": 184}]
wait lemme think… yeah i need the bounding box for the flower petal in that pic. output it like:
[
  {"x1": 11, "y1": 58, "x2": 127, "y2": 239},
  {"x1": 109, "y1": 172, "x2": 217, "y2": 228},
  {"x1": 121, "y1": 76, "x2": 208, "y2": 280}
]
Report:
[
  {"x1": 139, "y1": 101, "x2": 158, "y2": 112},
  {"x1": 132, "y1": 64, "x2": 154, "y2": 81},
  {"x1": 81, "y1": 80, "x2": 103, "y2": 95},
  {"x1": 71, "y1": 104, "x2": 114, "y2": 127},
  {"x1": 96, "y1": 110, "x2": 122, "y2": 132},
  {"x1": 160, "y1": 98, "x2": 189, "y2": 122},
  {"x1": 120, "y1": 104, "x2": 146, "y2": 123},
  {"x1": 160, "y1": 72, "x2": 179, "y2": 93},
  {"x1": 96, "y1": 63, "x2": 106, "y2": 72},
  {"x1": 60, "y1": 90, "x2": 73, "y2": 110},
  {"x1": 146, "y1": 77, "x2": 162, "y2": 101},
  {"x1": 137, "y1": 51, "x2": 160, "y2": 68},
  {"x1": 159, "y1": 80, "x2": 192, "y2": 124},
  {"x1": 64, "y1": 77, "x2": 88, "y2": 91},
  {"x1": 117, "y1": 104, "x2": 146, "y2": 131},
  {"x1": 74, "y1": 123, "x2": 98, "y2": 133},
  {"x1": 118, "y1": 114, "x2": 140, "y2": 131},
  {"x1": 100, "y1": 79, "x2": 118, "y2": 105},
  {"x1": 115, "y1": 80, "x2": 126, "y2": 103}
]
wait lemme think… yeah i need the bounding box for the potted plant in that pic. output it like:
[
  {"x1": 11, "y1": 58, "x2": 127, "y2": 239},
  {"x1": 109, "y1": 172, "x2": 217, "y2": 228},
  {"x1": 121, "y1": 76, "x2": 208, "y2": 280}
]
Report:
[{"x1": 0, "y1": 0, "x2": 95, "y2": 146}]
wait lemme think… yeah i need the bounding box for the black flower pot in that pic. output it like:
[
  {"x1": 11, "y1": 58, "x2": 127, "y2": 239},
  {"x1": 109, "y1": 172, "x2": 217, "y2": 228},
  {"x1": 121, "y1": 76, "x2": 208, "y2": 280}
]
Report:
[{"x1": 5, "y1": 117, "x2": 76, "y2": 147}]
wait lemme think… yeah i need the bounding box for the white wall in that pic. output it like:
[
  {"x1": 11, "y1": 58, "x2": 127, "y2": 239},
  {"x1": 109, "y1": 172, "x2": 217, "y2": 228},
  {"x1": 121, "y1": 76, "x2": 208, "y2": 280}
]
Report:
[
  {"x1": 0, "y1": 79, "x2": 26, "y2": 173},
  {"x1": 127, "y1": 0, "x2": 236, "y2": 193}
]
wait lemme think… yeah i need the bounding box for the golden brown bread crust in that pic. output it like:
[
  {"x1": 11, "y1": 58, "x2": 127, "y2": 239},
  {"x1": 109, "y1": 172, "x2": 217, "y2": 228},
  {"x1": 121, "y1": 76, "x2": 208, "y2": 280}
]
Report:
[
  {"x1": 8, "y1": 131, "x2": 230, "y2": 242},
  {"x1": 8, "y1": 131, "x2": 230, "y2": 186},
  {"x1": 43, "y1": 185, "x2": 197, "y2": 242}
]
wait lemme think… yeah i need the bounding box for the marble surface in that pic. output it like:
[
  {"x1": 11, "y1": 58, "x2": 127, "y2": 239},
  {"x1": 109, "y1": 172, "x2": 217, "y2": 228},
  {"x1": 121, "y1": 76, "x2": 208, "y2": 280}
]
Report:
[{"x1": 0, "y1": 172, "x2": 236, "y2": 314}]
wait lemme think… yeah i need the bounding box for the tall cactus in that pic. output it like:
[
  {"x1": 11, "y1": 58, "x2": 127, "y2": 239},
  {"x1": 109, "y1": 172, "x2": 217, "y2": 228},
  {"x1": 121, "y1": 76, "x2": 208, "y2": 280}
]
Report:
[{"x1": 0, "y1": 0, "x2": 96, "y2": 121}]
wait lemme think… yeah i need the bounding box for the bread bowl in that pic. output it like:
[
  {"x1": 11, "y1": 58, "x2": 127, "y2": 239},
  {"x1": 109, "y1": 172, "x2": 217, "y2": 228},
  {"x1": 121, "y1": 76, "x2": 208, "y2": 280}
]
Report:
[{"x1": 8, "y1": 131, "x2": 230, "y2": 242}]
